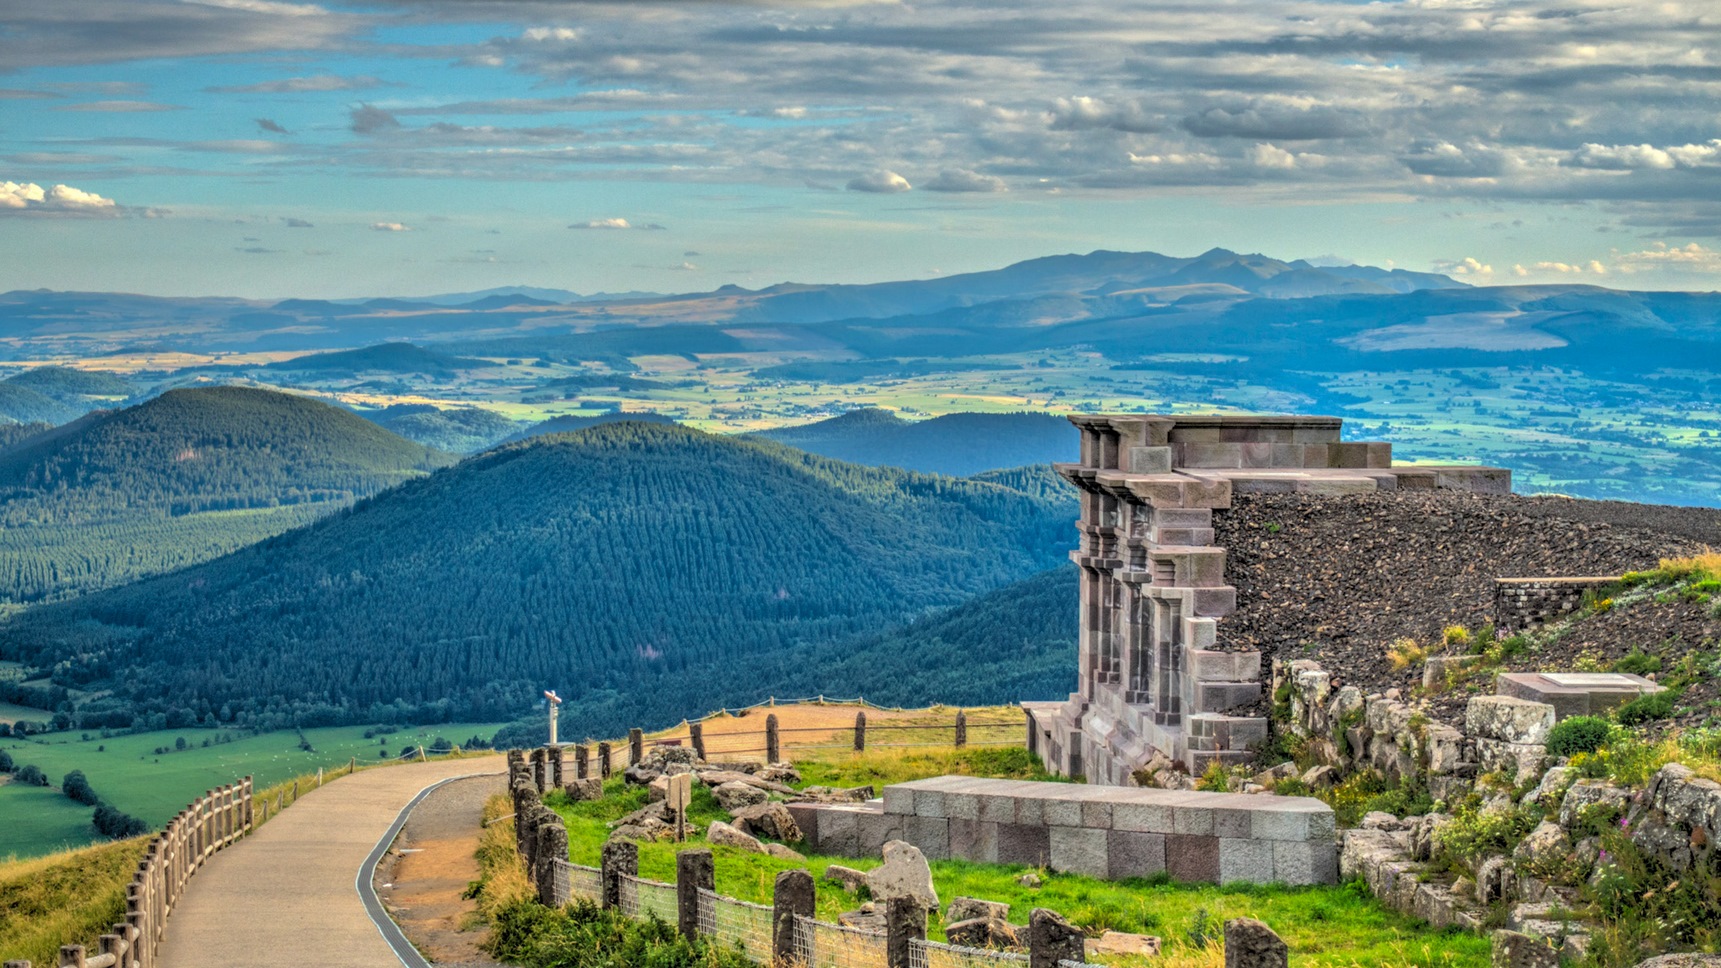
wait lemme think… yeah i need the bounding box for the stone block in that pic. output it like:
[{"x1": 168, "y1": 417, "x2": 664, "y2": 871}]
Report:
[
  {"x1": 858, "y1": 811, "x2": 905, "y2": 854},
  {"x1": 1049, "y1": 825, "x2": 1109, "y2": 877},
  {"x1": 1466, "y1": 695, "x2": 1556, "y2": 745},
  {"x1": 948, "y1": 818, "x2": 980, "y2": 859},
  {"x1": 1250, "y1": 805, "x2": 1313, "y2": 842},
  {"x1": 978, "y1": 793, "x2": 1017, "y2": 824},
  {"x1": 946, "y1": 791, "x2": 981, "y2": 821},
  {"x1": 913, "y1": 789, "x2": 949, "y2": 818},
  {"x1": 1113, "y1": 799, "x2": 1175, "y2": 834},
  {"x1": 1219, "y1": 837, "x2": 1276, "y2": 885},
  {"x1": 997, "y1": 823, "x2": 1052, "y2": 867},
  {"x1": 1476, "y1": 739, "x2": 1547, "y2": 777},
  {"x1": 883, "y1": 786, "x2": 915, "y2": 815},
  {"x1": 1080, "y1": 798, "x2": 1114, "y2": 829},
  {"x1": 1166, "y1": 834, "x2": 1220, "y2": 883},
  {"x1": 1185, "y1": 617, "x2": 1218, "y2": 650},
  {"x1": 1180, "y1": 442, "x2": 1244, "y2": 468},
  {"x1": 1212, "y1": 806, "x2": 1253, "y2": 840},
  {"x1": 1107, "y1": 830, "x2": 1167, "y2": 879},
  {"x1": 1194, "y1": 681, "x2": 1261, "y2": 713},
  {"x1": 1496, "y1": 671, "x2": 1663, "y2": 720},
  {"x1": 819, "y1": 809, "x2": 860, "y2": 856},
  {"x1": 1041, "y1": 795, "x2": 1083, "y2": 828},
  {"x1": 905, "y1": 815, "x2": 951, "y2": 861},
  {"x1": 1272, "y1": 841, "x2": 1339, "y2": 886},
  {"x1": 1172, "y1": 801, "x2": 1216, "y2": 836},
  {"x1": 1014, "y1": 796, "x2": 1044, "y2": 827},
  {"x1": 1129, "y1": 446, "x2": 1173, "y2": 474},
  {"x1": 1192, "y1": 587, "x2": 1237, "y2": 617}
]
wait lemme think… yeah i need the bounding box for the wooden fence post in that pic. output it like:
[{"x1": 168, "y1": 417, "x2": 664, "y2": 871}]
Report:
[
  {"x1": 854, "y1": 712, "x2": 867, "y2": 752},
  {"x1": 628, "y1": 728, "x2": 644, "y2": 767},
  {"x1": 690, "y1": 723, "x2": 705, "y2": 762},
  {"x1": 884, "y1": 896, "x2": 926, "y2": 968},
  {"x1": 772, "y1": 870, "x2": 814, "y2": 967},
  {"x1": 766, "y1": 714, "x2": 780, "y2": 763},
  {"x1": 600, "y1": 840, "x2": 638, "y2": 910},
  {"x1": 955, "y1": 710, "x2": 967, "y2": 748},
  {"x1": 58, "y1": 944, "x2": 86, "y2": 968},
  {"x1": 598, "y1": 742, "x2": 612, "y2": 778},
  {"x1": 676, "y1": 849, "x2": 714, "y2": 940}
]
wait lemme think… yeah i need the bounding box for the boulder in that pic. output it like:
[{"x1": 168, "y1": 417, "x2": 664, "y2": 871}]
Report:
[
  {"x1": 1491, "y1": 930, "x2": 1558, "y2": 968},
  {"x1": 1632, "y1": 956, "x2": 1721, "y2": 968},
  {"x1": 648, "y1": 774, "x2": 670, "y2": 802},
  {"x1": 1466, "y1": 696, "x2": 1555, "y2": 746},
  {"x1": 797, "y1": 785, "x2": 875, "y2": 803},
  {"x1": 1299, "y1": 765, "x2": 1338, "y2": 789},
  {"x1": 946, "y1": 897, "x2": 1010, "y2": 924},
  {"x1": 1521, "y1": 767, "x2": 1573, "y2": 808},
  {"x1": 1016, "y1": 872, "x2": 1043, "y2": 888},
  {"x1": 825, "y1": 864, "x2": 870, "y2": 893},
  {"x1": 1361, "y1": 811, "x2": 1404, "y2": 831},
  {"x1": 1223, "y1": 918, "x2": 1287, "y2": 968},
  {"x1": 763, "y1": 842, "x2": 807, "y2": 862},
  {"x1": 731, "y1": 802, "x2": 803, "y2": 843},
  {"x1": 945, "y1": 917, "x2": 1020, "y2": 950},
  {"x1": 868, "y1": 840, "x2": 939, "y2": 912},
  {"x1": 563, "y1": 777, "x2": 603, "y2": 802},
  {"x1": 1559, "y1": 779, "x2": 1632, "y2": 828},
  {"x1": 623, "y1": 764, "x2": 660, "y2": 786},
  {"x1": 1252, "y1": 762, "x2": 1298, "y2": 786},
  {"x1": 613, "y1": 801, "x2": 670, "y2": 828},
  {"x1": 707, "y1": 819, "x2": 765, "y2": 853},
  {"x1": 1512, "y1": 821, "x2": 1572, "y2": 875},
  {"x1": 713, "y1": 780, "x2": 769, "y2": 811},
  {"x1": 839, "y1": 904, "x2": 886, "y2": 933},
  {"x1": 642, "y1": 745, "x2": 699, "y2": 774},
  {"x1": 1090, "y1": 931, "x2": 1162, "y2": 957},
  {"x1": 698, "y1": 769, "x2": 796, "y2": 795},
  {"x1": 759, "y1": 762, "x2": 803, "y2": 785}
]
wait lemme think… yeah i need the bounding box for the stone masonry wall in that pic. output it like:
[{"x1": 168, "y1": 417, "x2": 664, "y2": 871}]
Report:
[
  {"x1": 1494, "y1": 577, "x2": 1620, "y2": 634},
  {"x1": 789, "y1": 776, "x2": 1338, "y2": 886}
]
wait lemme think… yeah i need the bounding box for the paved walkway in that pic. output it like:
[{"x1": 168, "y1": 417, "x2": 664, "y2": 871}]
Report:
[{"x1": 158, "y1": 755, "x2": 505, "y2": 968}]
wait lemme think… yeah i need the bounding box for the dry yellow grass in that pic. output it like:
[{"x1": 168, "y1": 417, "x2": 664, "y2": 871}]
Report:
[
  {"x1": 0, "y1": 836, "x2": 149, "y2": 966},
  {"x1": 1657, "y1": 551, "x2": 1721, "y2": 583},
  {"x1": 643, "y1": 702, "x2": 1024, "y2": 759},
  {"x1": 474, "y1": 793, "x2": 532, "y2": 919}
]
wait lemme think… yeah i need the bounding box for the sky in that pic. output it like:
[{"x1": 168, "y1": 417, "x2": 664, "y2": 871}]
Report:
[{"x1": 1, "y1": 0, "x2": 1719, "y2": 299}]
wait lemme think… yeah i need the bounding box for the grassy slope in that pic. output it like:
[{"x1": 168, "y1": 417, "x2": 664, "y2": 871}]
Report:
[
  {"x1": 0, "y1": 836, "x2": 149, "y2": 967},
  {"x1": 547, "y1": 746, "x2": 1490, "y2": 968},
  {"x1": 0, "y1": 782, "x2": 101, "y2": 859},
  {"x1": 0, "y1": 722, "x2": 502, "y2": 859}
]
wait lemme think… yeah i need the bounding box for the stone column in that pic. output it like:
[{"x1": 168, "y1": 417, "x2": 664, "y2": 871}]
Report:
[
  {"x1": 600, "y1": 840, "x2": 638, "y2": 910},
  {"x1": 628, "y1": 728, "x2": 644, "y2": 767},
  {"x1": 772, "y1": 869, "x2": 814, "y2": 966},
  {"x1": 854, "y1": 712, "x2": 867, "y2": 752},
  {"x1": 690, "y1": 723, "x2": 706, "y2": 761},
  {"x1": 1028, "y1": 909, "x2": 1085, "y2": 968},
  {"x1": 535, "y1": 821, "x2": 568, "y2": 907},
  {"x1": 1224, "y1": 918, "x2": 1288, "y2": 968},
  {"x1": 574, "y1": 744, "x2": 589, "y2": 779},
  {"x1": 549, "y1": 747, "x2": 564, "y2": 788},
  {"x1": 598, "y1": 742, "x2": 612, "y2": 778},
  {"x1": 954, "y1": 711, "x2": 966, "y2": 748},
  {"x1": 766, "y1": 714, "x2": 780, "y2": 763},
  {"x1": 676, "y1": 849, "x2": 714, "y2": 939},
  {"x1": 531, "y1": 748, "x2": 547, "y2": 793},
  {"x1": 885, "y1": 896, "x2": 926, "y2": 968}
]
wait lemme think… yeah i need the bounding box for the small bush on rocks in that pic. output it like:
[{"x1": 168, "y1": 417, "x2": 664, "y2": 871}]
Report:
[
  {"x1": 1386, "y1": 637, "x2": 1427, "y2": 671},
  {"x1": 1546, "y1": 716, "x2": 1613, "y2": 758},
  {"x1": 1442, "y1": 625, "x2": 1471, "y2": 650},
  {"x1": 1616, "y1": 690, "x2": 1676, "y2": 726},
  {"x1": 1611, "y1": 651, "x2": 1662, "y2": 676}
]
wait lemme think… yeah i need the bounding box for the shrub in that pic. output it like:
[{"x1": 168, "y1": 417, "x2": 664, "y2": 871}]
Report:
[
  {"x1": 1547, "y1": 716, "x2": 1612, "y2": 758},
  {"x1": 1616, "y1": 691, "x2": 1676, "y2": 726},
  {"x1": 1185, "y1": 906, "x2": 1221, "y2": 947},
  {"x1": 0, "y1": 749, "x2": 11, "y2": 772},
  {"x1": 13, "y1": 764, "x2": 48, "y2": 787},
  {"x1": 62, "y1": 770, "x2": 100, "y2": 806},
  {"x1": 1196, "y1": 760, "x2": 1230, "y2": 792},
  {"x1": 1612, "y1": 651, "x2": 1662, "y2": 675},
  {"x1": 1386, "y1": 637, "x2": 1427, "y2": 671},
  {"x1": 1442, "y1": 625, "x2": 1472, "y2": 649},
  {"x1": 92, "y1": 803, "x2": 150, "y2": 839}
]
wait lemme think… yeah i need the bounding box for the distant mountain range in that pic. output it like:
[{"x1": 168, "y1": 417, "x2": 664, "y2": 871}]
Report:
[
  {"x1": 751, "y1": 409, "x2": 1077, "y2": 476},
  {"x1": 0, "y1": 422, "x2": 1075, "y2": 734}
]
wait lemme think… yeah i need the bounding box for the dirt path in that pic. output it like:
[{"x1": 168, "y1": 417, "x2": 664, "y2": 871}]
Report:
[
  {"x1": 374, "y1": 774, "x2": 506, "y2": 968},
  {"x1": 156, "y1": 755, "x2": 504, "y2": 968}
]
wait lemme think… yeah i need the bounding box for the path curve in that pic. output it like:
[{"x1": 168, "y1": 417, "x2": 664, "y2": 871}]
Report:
[{"x1": 157, "y1": 755, "x2": 505, "y2": 968}]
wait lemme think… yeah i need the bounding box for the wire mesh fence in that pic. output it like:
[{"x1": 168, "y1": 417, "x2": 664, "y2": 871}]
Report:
[
  {"x1": 696, "y1": 887, "x2": 776, "y2": 962},
  {"x1": 908, "y1": 938, "x2": 1031, "y2": 968},
  {"x1": 792, "y1": 914, "x2": 890, "y2": 968},
  {"x1": 618, "y1": 872, "x2": 680, "y2": 924},
  {"x1": 550, "y1": 859, "x2": 601, "y2": 906}
]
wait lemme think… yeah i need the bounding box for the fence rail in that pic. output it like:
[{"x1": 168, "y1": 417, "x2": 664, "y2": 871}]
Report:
[{"x1": 506, "y1": 747, "x2": 1095, "y2": 968}]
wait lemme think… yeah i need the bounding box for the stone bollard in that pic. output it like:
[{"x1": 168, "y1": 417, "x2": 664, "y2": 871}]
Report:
[
  {"x1": 1028, "y1": 909, "x2": 1085, "y2": 968},
  {"x1": 690, "y1": 723, "x2": 706, "y2": 761},
  {"x1": 1224, "y1": 918, "x2": 1288, "y2": 968},
  {"x1": 772, "y1": 869, "x2": 815, "y2": 966},
  {"x1": 1491, "y1": 930, "x2": 1558, "y2": 968},
  {"x1": 58, "y1": 945, "x2": 86, "y2": 968},
  {"x1": 629, "y1": 728, "x2": 644, "y2": 767},
  {"x1": 575, "y1": 744, "x2": 590, "y2": 780},
  {"x1": 535, "y1": 820, "x2": 569, "y2": 907},
  {"x1": 531, "y1": 748, "x2": 547, "y2": 793},
  {"x1": 600, "y1": 839, "x2": 638, "y2": 910},
  {"x1": 676, "y1": 849, "x2": 715, "y2": 940},
  {"x1": 550, "y1": 747, "x2": 564, "y2": 788},
  {"x1": 885, "y1": 896, "x2": 927, "y2": 968},
  {"x1": 955, "y1": 710, "x2": 967, "y2": 748},
  {"x1": 766, "y1": 714, "x2": 780, "y2": 764},
  {"x1": 855, "y1": 712, "x2": 867, "y2": 752},
  {"x1": 599, "y1": 742, "x2": 612, "y2": 778}
]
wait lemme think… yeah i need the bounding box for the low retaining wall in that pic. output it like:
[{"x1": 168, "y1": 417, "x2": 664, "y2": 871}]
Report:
[
  {"x1": 1494, "y1": 577, "x2": 1619, "y2": 633},
  {"x1": 790, "y1": 776, "x2": 1337, "y2": 885}
]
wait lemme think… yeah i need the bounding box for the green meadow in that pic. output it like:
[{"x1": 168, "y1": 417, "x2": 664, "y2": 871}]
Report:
[{"x1": 0, "y1": 722, "x2": 503, "y2": 859}]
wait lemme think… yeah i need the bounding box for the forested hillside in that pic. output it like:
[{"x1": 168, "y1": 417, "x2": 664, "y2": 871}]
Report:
[
  {"x1": 361, "y1": 403, "x2": 519, "y2": 453},
  {"x1": 751, "y1": 410, "x2": 1076, "y2": 476},
  {"x1": 0, "y1": 423, "x2": 1075, "y2": 733},
  {"x1": 0, "y1": 386, "x2": 454, "y2": 602}
]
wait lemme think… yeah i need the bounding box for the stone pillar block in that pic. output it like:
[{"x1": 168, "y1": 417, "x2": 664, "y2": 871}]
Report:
[
  {"x1": 1224, "y1": 918, "x2": 1287, "y2": 968},
  {"x1": 600, "y1": 839, "x2": 638, "y2": 910},
  {"x1": 886, "y1": 896, "x2": 927, "y2": 968},
  {"x1": 772, "y1": 869, "x2": 815, "y2": 966},
  {"x1": 1028, "y1": 909, "x2": 1085, "y2": 968},
  {"x1": 676, "y1": 849, "x2": 714, "y2": 940}
]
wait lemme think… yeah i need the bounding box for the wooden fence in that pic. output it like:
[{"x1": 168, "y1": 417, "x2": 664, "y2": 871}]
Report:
[{"x1": 3, "y1": 779, "x2": 253, "y2": 968}]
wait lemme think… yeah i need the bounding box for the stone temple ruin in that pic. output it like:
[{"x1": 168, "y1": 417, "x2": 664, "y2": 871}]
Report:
[{"x1": 1022, "y1": 414, "x2": 1511, "y2": 784}]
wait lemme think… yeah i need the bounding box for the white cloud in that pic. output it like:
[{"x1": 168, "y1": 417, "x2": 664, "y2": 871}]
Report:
[
  {"x1": 0, "y1": 180, "x2": 120, "y2": 216},
  {"x1": 846, "y1": 170, "x2": 912, "y2": 193},
  {"x1": 523, "y1": 27, "x2": 578, "y2": 42},
  {"x1": 922, "y1": 169, "x2": 1006, "y2": 193},
  {"x1": 370, "y1": 221, "x2": 409, "y2": 231},
  {"x1": 1612, "y1": 242, "x2": 1721, "y2": 275},
  {"x1": 568, "y1": 217, "x2": 667, "y2": 230},
  {"x1": 1436, "y1": 256, "x2": 1493, "y2": 278},
  {"x1": 1247, "y1": 143, "x2": 1298, "y2": 170}
]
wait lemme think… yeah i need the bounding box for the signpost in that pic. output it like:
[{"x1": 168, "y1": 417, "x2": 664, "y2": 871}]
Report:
[
  {"x1": 545, "y1": 689, "x2": 562, "y2": 746},
  {"x1": 666, "y1": 772, "x2": 692, "y2": 842}
]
